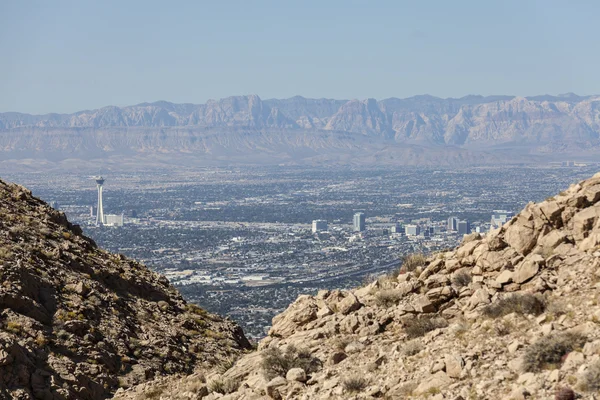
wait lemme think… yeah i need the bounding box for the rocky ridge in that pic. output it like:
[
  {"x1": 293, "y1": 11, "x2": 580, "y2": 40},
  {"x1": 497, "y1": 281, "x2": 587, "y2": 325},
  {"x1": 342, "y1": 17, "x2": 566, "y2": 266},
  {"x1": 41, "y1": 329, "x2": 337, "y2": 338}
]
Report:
[
  {"x1": 119, "y1": 172, "x2": 600, "y2": 399},
  {"x1": 0, "y1": 179, "x2": 251, "y2": 399},
  {"x1": 1, "y1": 94, "x2": 600, "y2": 166}
]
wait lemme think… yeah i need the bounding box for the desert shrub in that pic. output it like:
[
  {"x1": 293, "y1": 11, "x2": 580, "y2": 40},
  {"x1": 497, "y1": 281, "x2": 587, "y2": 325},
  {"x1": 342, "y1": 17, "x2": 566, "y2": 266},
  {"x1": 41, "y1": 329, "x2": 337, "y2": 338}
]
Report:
[
  {"x1": 331, "y1": 336, "x2": 352, "y2": 351},
  {"x1": 451, "y1": 270, "x2": 472, "y2": 287},
  {"x1": 343, "y1": 376, "x2": 368, "y2": 393},
  {"x1": 216, "y1": 356, "x2": 238, "y2": 374},
  {"x1": 483, "y1": 293, "x2": 546, "y2": 318},
  {"x1": 261, "y1": 345, "x2": 322, "y2": 380},
  {"x1": 554, "y1": 386, "x2": 575, "y2": 400},
  {"x1": 209, "y1": 377, "x2": 240, "y2": 394},
  {"x1": 6, "y1": 321, "x2": 23, "y2": 335},
  {"x1": 402, "y1": 340, "x2": 423, "y2": 356},
  {"x1": 580, "y1": 360, "x2": 600, "y2": 392},
  {"x1": 375, "y1": 289, "x2": 403, "y2": 307},
  {"x1": 402, "y1": 253, "x2": 427, "y2": 272},
  {"x1": 404, "y1": 316, "x2": 448, "y2": 339},
  {"x1": 523, "y1": 332, "x2": 587, "y2": 372},
  {"x1": 137, "y1": 386, "x2": 165, "y2": 400}
]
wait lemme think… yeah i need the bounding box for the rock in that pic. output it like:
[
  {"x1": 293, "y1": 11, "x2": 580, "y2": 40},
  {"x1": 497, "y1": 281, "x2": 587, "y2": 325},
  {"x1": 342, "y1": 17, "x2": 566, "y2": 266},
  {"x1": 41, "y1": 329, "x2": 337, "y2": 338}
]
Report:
[
  {"x1": 444, "y1": 354, "x2": 464, "y2": 378},
  {"x1": 414, "y1": 371, "x2": 452, "y2": 395},
  {"x1": 265, "y1": 376, "x2": 288, "y2": 399},
  {"x1": 286, "y1": 368, "x2": 307, "y2": 382},
  {"x1": 413, "y1": 295, "x2": 436, "y2": 313},
  {"x1": 513, "y1": 258, "x2": 541, "y2": 284},
  {"x1": 337, "y1": 292, "x2": 362, "y2": 315},
  {"x1": 496, "y1": 270, "x2": 513, "y2": 284},
  {"x1": 328, "y1": 352, "x2": 347, "y2": 365}
]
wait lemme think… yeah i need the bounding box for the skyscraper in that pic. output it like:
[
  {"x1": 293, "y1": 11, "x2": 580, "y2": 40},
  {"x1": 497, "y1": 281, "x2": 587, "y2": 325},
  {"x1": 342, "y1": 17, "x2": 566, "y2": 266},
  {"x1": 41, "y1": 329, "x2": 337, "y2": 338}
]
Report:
[
  {"x1": 353, "y1": 212, "x2": 366, "y2": 232},
  {"x1": 458, "y1": 220, "x2": 470, "y2": 235},
  {"x1": 447, "y1": 217, "x2": 459, "y2": 231},
  {"x1": 95, "y1": 176, "x2": 105, "y2": 226},
  {"x1": 312, "y1": 220, "x2": 328, "y2": 233}
]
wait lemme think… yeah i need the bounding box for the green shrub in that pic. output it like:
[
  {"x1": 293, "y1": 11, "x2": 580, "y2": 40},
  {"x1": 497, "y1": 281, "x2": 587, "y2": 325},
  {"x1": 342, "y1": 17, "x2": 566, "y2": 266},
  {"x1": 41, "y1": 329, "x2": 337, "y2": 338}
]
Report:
[
  {"x1": 404, "y1": 316, "x2": 448, "y2": 339},
  {"x1": 483, "y1": 293, "x2": 546, "y2": 318},
  {"x1": 261, "y1": 345, "x2": 322, "y2": 380},
  {"x1": 523, "y1": 332, "x2": 587, "y2": 372},
  {"x1": 343, "y1": 376, "x2": 368, "y2": 393}
]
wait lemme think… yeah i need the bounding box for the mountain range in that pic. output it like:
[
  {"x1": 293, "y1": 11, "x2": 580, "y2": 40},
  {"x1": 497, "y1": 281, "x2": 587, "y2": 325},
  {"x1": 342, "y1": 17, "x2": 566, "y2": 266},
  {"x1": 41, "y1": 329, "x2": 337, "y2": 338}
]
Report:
[{"x1": 2, "y1": 94, "x2": 600, "y2": 167}]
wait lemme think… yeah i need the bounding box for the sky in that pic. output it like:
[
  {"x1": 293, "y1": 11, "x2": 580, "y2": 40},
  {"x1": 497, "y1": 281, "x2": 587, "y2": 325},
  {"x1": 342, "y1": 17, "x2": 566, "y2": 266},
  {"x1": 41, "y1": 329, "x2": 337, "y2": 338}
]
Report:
[{"x1": 1, "y1": 0, "x2": 599, "y2": 114}]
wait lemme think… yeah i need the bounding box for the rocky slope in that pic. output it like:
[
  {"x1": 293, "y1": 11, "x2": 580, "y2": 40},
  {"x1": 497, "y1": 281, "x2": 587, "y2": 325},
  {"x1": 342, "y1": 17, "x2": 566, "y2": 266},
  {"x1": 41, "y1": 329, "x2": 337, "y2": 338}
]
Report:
[
  {"x1": 1, "y1": 94, "x2": 599, "y2": 166},
  {"x1": 0, "y1": 179, "x2": 251, "y2": 399},
  {"x1": 119, "y1": 172, "x2": 600, "y2": 399}
]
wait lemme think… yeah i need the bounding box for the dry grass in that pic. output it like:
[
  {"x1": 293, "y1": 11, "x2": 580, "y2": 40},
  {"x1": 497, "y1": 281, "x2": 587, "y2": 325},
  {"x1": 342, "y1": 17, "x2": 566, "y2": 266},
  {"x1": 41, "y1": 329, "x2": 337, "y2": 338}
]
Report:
[
  {"x1": 375, "y1": 289, "x2": 403, "y2": 307},
  {"x1": 451, "y1": 270, "x2": 472, "y2": 287},
  {"x1": 343, "y1": 376, "x2": 368, "y2": 393},
  {"x1": 402, "y1": 253, "x2": 427, "y2": 272},
  {"x1": 261, "y1": 345, "x2": 322, "y2": 380},
  {"x1": 579, "y1": 360, "x2": 600, "y2": 392},
  {"x1": 483, "y1": 293, "x2": 546, "y2": 318},
  {"x1": 523, "y1": 332, "x2": 587, "y2": 372},
  {"x1": 208, "y1": 377, "x2": 240, "y2": 394},
  {"x1": 404, "y1": 316, "x2": 448, "y2": 339}
]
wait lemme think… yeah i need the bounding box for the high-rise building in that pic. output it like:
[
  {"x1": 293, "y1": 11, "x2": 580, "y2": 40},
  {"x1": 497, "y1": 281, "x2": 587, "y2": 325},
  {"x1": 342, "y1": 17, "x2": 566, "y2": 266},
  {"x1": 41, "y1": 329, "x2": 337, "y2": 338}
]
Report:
[
  {"x1": 312, "y1": 219, "x2": 328, "y2": 233},
  {"x1": 95, "y1": 176, "x2": 105, "y2": 226},
  {"x1": 405, "y1": 224, "x2": 420, "y2": 236},
  {"x1": 458, "y1": 220, "x2": 470, "y2": 235},
  {"x1": 391, "y1": 222, "x2": 403, "y2": 234},
  {"x1": 447, "y1": 217, "x2": 459, "y2": 231},
  {"x1": 104, "y1": 214, "x2": 124, "y2": 227},
  {"x1": 353, "y1": 212, "x2": 366, "y2": 232},
  {"x1": 491, "y1": 210, "x2": 514, "y2": 229}
]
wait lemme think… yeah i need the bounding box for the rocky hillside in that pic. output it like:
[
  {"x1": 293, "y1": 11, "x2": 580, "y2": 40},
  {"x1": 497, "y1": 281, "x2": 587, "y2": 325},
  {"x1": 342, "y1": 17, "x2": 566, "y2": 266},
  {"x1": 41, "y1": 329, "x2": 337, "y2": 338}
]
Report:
[
  {"x1": 0, "y1": 179, "x2": 251, "y2": 399},
  {"x1": 1, "y1": 94, "x2": 599, "y2": 166},
  {"x1": 118, "y1": 172, "x2": 600, "y2": 399}
]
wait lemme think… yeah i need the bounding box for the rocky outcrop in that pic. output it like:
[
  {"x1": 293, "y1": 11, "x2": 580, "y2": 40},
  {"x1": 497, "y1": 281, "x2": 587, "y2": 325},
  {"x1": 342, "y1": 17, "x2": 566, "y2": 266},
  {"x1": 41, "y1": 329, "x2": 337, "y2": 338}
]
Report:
[
  {"x1": 118, "y1": 172, "x2": 600, "y2": 399},
  {"x1": 0, "y1": 180, "x2": 251, "y2": 399}
]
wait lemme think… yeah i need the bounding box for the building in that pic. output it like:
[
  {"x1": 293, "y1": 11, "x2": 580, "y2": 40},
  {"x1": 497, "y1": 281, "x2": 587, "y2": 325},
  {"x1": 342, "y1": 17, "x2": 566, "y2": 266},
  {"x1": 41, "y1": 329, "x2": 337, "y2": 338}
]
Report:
[
  {"x1": 104, "y1": 214, "x2": 124, "y2": 227},
  {"x1": 353, "y1": 212, "x2": 366, "y2": 232},
  {"x1": 491, "y1": 210, "x2": 514, "y2": 229},
  {"x1": 391, "y1": 222, "x2": 403, "y2": 234},
  {"x1": 95, "y1": 176, "x2": 105, "y2": 226},
  {"x1": 447, "y1": 217, "x2": 459, "y2": 231},
  {"x1": 312, "y1": 219, "x2": 328, "y2": 233},
  {"x1": 405, "y1": 224, "x2": 420, "y2": 236},
  {"x1": 457, "y1": 220, "x2": 470, "y2": 235}
]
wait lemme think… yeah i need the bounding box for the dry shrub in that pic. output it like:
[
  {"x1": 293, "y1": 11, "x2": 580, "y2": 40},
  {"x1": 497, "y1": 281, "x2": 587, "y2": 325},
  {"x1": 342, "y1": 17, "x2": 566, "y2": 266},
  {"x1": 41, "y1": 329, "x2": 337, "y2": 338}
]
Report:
[
  {"x1": 375, "y1": 289, "x2": 403, "y2": 307},
  {"x1": 523, "y1": 332, "x2": 587, "y2": 372},
  {"x1": 343, "y1": 376, "x2": 368, "y2": 393},
  {"x1": 402, "y1": 340, "x2": 423, "y2": 356},
  {"x1": 483, "y1": 293, "x2": 546, "y2": 318},
  {"x1": 554, "y1": 386, "x2": 575, "y2": 400},
  {"x1": 579, "y1": 360, "x2": 600, "y2": 392},
  {"x1": 451, "y1": 270, "x2": 472, "y2": 287},
  {"x1": 404, "y1": 316, "x2": 448, "y2": 339},
  {"x1": 261, "y1": 345, "x2": 322, "y2": 380},
  {"x1": 402, "y1": 253, "x2": 427, "y2": 272},
  {"x1": 208, "y1": 377, "x2": 240, "y2": 394}
]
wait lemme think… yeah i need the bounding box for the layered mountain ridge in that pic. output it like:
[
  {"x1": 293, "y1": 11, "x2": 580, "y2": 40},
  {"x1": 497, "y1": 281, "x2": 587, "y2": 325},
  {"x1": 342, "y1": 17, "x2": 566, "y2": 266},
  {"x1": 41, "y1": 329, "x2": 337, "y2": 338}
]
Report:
[{"x1": 1, "y1": 94, "x2": 600, "y2": 166}]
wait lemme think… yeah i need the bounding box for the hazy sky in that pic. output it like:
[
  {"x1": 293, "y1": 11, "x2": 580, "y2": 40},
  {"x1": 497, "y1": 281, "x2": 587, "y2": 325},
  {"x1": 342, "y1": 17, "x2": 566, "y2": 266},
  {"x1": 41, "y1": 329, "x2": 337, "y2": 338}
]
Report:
[{"x1": 1, "y1": 0, "x2": 599, "y2": 114}]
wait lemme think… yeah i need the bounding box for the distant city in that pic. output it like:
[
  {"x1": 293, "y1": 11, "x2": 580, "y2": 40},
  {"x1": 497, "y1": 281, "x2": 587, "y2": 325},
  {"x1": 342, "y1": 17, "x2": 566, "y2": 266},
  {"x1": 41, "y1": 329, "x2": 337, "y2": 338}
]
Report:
[{"x1": 5, "y1": 164, "x2": 595, "y2": 338}]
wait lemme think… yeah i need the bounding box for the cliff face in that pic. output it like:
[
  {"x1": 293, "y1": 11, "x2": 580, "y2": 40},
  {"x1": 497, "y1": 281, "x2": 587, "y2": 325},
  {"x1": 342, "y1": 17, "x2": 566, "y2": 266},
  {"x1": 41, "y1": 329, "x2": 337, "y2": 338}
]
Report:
[
  {"x1": 1, "y1": 95, "x2": 599, "y2": 165},
  {"x1": 118, "y1": 172, "x2": 600, "y2": 399},
  {"x1": 0, "y1": 180, "x2": 250, "y2": 400}
]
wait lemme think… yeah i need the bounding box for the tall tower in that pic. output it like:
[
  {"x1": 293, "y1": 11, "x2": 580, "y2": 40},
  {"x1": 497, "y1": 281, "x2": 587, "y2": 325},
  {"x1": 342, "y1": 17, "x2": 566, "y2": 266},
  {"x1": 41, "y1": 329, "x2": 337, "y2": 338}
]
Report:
[{"x1": 95, "y1": 176, "x2": 105, "y2": 225}]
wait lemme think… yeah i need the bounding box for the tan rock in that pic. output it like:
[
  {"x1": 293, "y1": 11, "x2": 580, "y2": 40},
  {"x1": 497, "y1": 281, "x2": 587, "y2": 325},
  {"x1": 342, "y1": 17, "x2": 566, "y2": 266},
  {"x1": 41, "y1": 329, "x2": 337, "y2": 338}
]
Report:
[
  {"x1": 512, "y1": 258, "x2": 541, "y2": 284},
  {"x1": 286, "y1": 368, "x2": 307, "y2": 382},
  {"x1": 496, "y1": 270, "x2": 513, "y2": 284},
  {"x1": 414, "y1": 371, "x2": 451, "y2": 395},
  {"x1": 444, "y1": 354, "x2": 464, "y2": 378}
]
